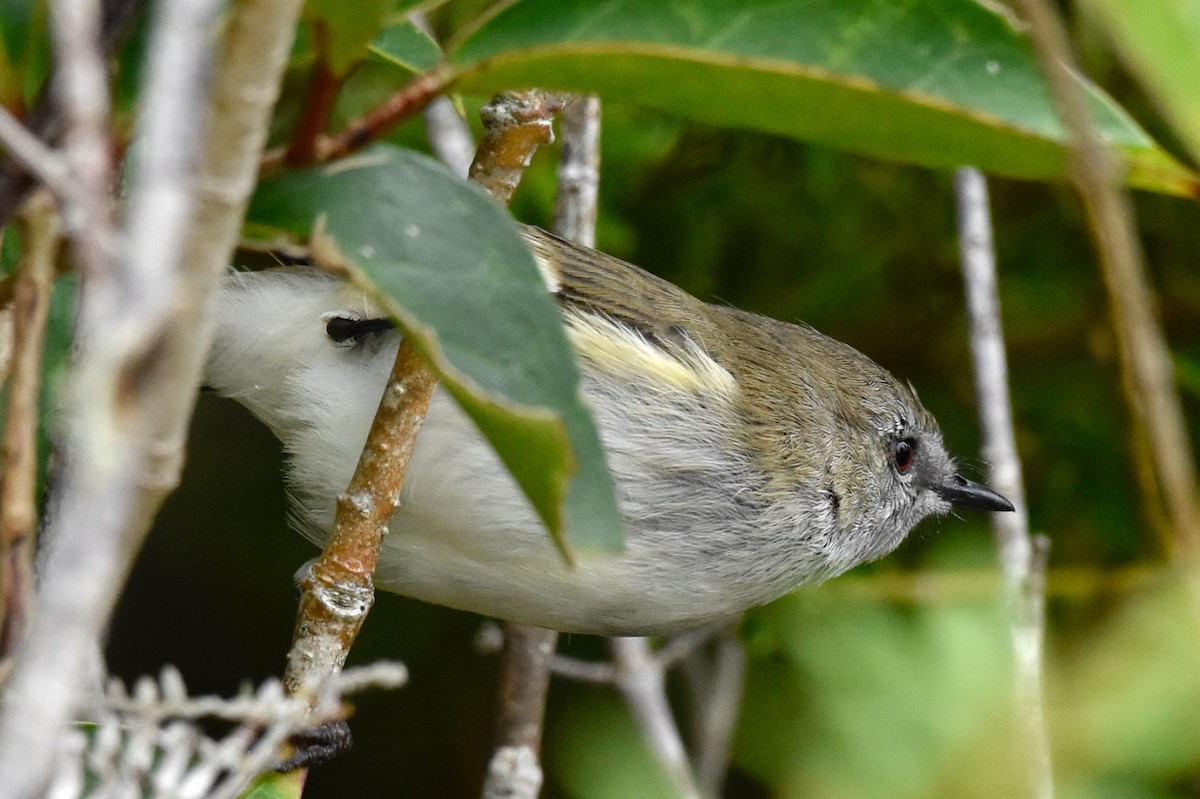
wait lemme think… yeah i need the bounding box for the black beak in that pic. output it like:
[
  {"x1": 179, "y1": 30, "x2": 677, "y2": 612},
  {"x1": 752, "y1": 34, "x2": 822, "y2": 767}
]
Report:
[{"x1": 936, "y1": 474, "x2": 1015, "y2": 513}]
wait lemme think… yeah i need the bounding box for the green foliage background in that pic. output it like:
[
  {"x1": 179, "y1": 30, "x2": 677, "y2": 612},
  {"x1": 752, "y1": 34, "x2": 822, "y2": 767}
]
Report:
[{"x1": 4, "y1": 0, "x2": 1200, "y2": 797}]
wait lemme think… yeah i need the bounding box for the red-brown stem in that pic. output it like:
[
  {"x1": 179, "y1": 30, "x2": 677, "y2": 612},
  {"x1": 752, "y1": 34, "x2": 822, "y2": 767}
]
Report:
[
  {"x1": 468, "y1": 90, "x2": 566, "y2": 207},
  {"x1": 284, "y1": 23, "x2": 345, "y2": 168},
  {"x1": 284, "y1": 337, "x2": 437, "y2": 696},
  {"x1": 263, "y1": 67, "x2": 451, "y2": 173}
]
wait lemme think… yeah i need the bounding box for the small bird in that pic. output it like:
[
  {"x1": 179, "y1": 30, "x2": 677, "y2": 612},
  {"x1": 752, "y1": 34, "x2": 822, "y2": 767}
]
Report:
[{"x1": 205, "y1": 226, "x2": 1013, "y2": 635}]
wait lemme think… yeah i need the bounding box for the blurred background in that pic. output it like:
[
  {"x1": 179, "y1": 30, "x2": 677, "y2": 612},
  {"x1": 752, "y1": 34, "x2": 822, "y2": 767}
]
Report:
[{"x1": 98, "y1": 8, "x2": 1200, "y2": 799}]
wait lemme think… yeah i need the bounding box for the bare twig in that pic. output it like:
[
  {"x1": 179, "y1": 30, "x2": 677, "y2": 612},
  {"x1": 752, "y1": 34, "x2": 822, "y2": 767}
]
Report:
[
  {"x1": 549, "y1": 654, "x2": 616, "y2": 684},
  {"x1": 0, "y1": 191, "x2": 59, "y2": 661},
  {"x1": 474, "y1": 88, "x2": 571, "y2": 799},
  {"x1": 284, "y1": 338, "x2": 437, "y2": 695},
  {"x1": 955, "y1": 166, "x2": 1053, "y2": 799},
  {"x1": 412, "y1": 12, "x2": 475, "y2": 180},
  {"x1": 611, "y1": 638, "x2": 705, "y2": 799},
  {"x1": 0, "y1": 0, "x2": 120, "y2": 788},
  {"x1": 676, "y1": 629, "x2": 745, "y2": 797},
  {"x1": 469, "y1": 90, "x2": 566, "y2": 207},
  {"x1": 0, "y1": 0, "x2": 302, "y2": 793},
  {"x1": 261, "y1": 67, "x2": 452, "y2": 173},
  {"x1": 552, "y1": 96, "x2": 601, "y2": 248},
  {"x1": 45, "y1": 0, "x2": 118, "y2": 279},
  {"x1": 424, "y1": 97, "x2": 476, "y2": 179},
  {"x1": 483, "y1": 624, "x2": 558, "y2": 799},
  {"x1": 0, "y1": 108, "x2": 69, "y2": 197},
  {"x1": 1010, "y1": 0, "x2": 1200, "y2": 561},
  {"x1": 0, "y1": 0, "x2": 140, "y2": 229}
]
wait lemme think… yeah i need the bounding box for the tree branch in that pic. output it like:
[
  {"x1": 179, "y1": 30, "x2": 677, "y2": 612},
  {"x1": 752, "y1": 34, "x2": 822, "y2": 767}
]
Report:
[
  {"x1": 0, "y1": 0, "x2": 303, "y2": 793},
  {"x1": 0, "y1": 108, "x2": 69, "y2": 198},
  {"x1": 474, "y1": 88, "x2": 572, "y2": 799},
  {"x1": 468, "y1": 90, "x2": 566, "y2": 207},
  {"x1": 283, "y1": 338, "x2": 437, "y2": 696},
  {"x1": 1010, "y1": 0, "x2": 1200, "y2": 564},
  {"x1": 611, "y1": 637, "x2": 705, "y2": 799},
  {"x1": 955, "y1": 165, "x2": 1054, "y2": 799},
  {"x1": 0, "y1": 191, "x2": 59, "y2": 662}
]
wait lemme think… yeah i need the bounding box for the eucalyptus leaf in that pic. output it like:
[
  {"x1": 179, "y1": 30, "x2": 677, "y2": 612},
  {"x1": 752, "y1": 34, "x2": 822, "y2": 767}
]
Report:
[
  {"x1": 448, "y1": 0, "x2": 1198, "y2": 195},
  {"x1": 369, "y1": 18, "x2": 444, "y2": 74},
  {"x1": 246, "y1": 145, "x2": 623, "y2": 553},
  {"x1": 1080, "y1": 0, "x2": 1200, "y2": 169}
]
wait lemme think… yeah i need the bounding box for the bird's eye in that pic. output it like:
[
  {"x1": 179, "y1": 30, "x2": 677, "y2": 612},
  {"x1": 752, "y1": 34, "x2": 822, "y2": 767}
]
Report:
[
  {"x1": 892, "y1": 438, "x2": 916, "y2": 475},
  {"x1": 325, "y1": 315, "x2": 394, "y2": 345}
]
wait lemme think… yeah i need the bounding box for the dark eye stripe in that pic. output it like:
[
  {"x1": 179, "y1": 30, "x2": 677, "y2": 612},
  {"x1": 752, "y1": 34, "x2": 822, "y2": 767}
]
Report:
[{"x1": 326, "y1": 316, "x2": 394, "y2": 344}]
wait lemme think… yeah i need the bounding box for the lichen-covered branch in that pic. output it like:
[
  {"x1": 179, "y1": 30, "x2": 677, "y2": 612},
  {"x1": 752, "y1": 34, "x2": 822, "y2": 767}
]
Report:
[
  {"x1": 45, "y1": 663, "x2": 405, "y2": 799},
  {"x1": 469, "y1": 90, "x2": 566, "y2": 207},
  {"x1": 284, "y1": 339, "x2": 437, "y2": 696},
  {"x1": 0, "y1": 0, "x2": 304, "y2": 794}
]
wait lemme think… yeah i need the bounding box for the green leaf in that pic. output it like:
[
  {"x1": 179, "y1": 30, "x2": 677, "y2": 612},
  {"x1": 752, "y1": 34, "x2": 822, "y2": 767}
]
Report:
[
  {"x1": 369, "y1": 18, "x2": 444, "y2": 74},
  {"x1": 238, "y1": 769, "x2": 305, "y2": 799},
  {"x1": 448, "y1": 0, "x2": 1198, "y2": 196},
  {"x1": 1080, "y1": 0, "x2": 1200, "y2": 169},
  {"x1": 0, "y1": 0, "x2": 50, "y2": 110},
  {"x1": 306, "y1": 0, "x2": 393, "y2": 76},
  {"x1": 246, "y1": 145, "x2": 623, "y2": 553}
]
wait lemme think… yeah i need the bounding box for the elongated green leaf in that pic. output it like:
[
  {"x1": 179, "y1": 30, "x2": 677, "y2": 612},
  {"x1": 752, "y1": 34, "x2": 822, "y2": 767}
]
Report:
[
  {"x1": 0, "y1": 0, "x2": 49, "y2": 110},
  {"x1": 1081, "y1": 0, "x2": 1200, "y2": 169},
  {"x1": 449, "y1": 0, "x2": 1198, "y2": 196},
  {"x1": 246, "y1": 145, "x2": 622, "y2": 553},
  {"x1": 369, "y1": 18, "x2": 444, "y2": 74}
]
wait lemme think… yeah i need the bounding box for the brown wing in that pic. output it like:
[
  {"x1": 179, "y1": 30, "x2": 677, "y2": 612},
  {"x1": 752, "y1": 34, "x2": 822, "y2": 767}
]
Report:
[{"x1": 522, "y1": 226, "x2": 715, "y2": 353}]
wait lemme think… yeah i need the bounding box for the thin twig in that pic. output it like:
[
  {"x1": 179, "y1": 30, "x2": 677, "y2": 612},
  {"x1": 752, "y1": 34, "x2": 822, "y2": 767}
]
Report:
[
  {"x1": 475, "y1": 88, "x2": 570, "y2": 799},
  {"x1": 611, "y1": 638, "x2": 705, "y2": 799},
  {"x1": 0, "y1": 191, "x2": 59, "y2": 661},
  {"x1": 261, "y1": 67, "x2": 452, "y2": 173},
  {"x1": 1009, "y1": 0, "x2": 1200, "y2": 562},
  {"x1": 0, "y1": 0, "x2": 119, "y2": 789},
  {"x1": 955, "y1": 165, "x2": 1053, "y2": 799},
  {"x1": 653, "y1": 622, "x2": 727, "y2": 671},
  {"x1": 682, "y1": 631, "x2": 745, "y2": 797},
  {"x1": 0, "y1": 0, "x2": 140, "y2": 230},
  {"x1": 552, "y1": 96, "x2": 601, "y2": 248},
  {"x1": 45, "y1": 0, "x2": 117, "y2": 279},
  {"x1": 424, "y1": 97, "x2": 476, "y2": 179},
  {"x1": 483, "y1": 624, "x2": 558, "y2": 799},
  {"x1": 0, "y1": 108, "x2": 69, "y2": 197},
  {"x1": 412, "y1": 12, "x2": 475, "y2": 180},
  {"x1": 549, "y1": 654, "x2": 616, "y2": 684},
  {"x1": 0, "y1": 0, "x2": 301, "y2": 794}
]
